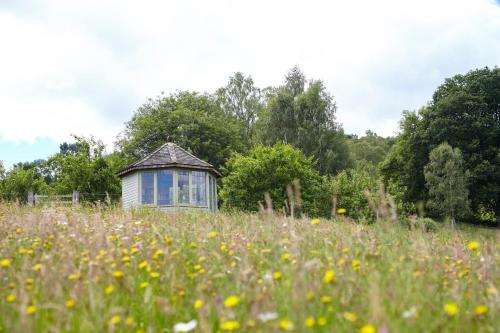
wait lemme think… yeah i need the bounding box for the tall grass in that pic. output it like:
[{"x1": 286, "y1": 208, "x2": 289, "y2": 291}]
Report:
[{"x1": 0, "y1": 203, "x2": 498, "y2": 332}]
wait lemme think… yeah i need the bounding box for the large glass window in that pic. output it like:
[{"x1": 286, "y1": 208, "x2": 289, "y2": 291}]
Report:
[
  {"x1": 157, "y1": 170, "x2": 173, "y2": 205},
  {"x1": 178, "y1": 170, "x2": 190, "y2": 204},
  {"x1": 191, "y1": 171, "x2": 206, "y2": 206},
  {"x1": 141, "y1": 171, "x2": 154, "y2": 204}
]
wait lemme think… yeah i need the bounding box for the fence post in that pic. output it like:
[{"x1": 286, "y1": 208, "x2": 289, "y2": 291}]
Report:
[
  {"x1": 72, "y1": 191, "x2": 80, "y2": 206},
  {"x1": 27, "y1": 191, "x2": 34, "y2": 207}
]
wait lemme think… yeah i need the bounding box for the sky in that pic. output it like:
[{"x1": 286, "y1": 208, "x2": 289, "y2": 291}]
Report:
[{"x1": 0, "y1": 0, "x2": 499, "y2": 169}]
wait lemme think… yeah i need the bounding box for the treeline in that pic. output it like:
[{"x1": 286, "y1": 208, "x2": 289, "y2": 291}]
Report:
[{"x1": 0, "y1": 66, "x2": 498, "y2": 224}]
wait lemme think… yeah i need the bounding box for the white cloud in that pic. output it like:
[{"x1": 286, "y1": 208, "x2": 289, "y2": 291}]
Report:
[{"x1": 0, "y1": 0, "x2": 499, "y2": 147}]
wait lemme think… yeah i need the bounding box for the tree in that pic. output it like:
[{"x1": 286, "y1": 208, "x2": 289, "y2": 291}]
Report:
[
  {"x1": 262, "y1": 67, "x2": 351, "y2": 175},
  {"x1": 347, "y1": 131, "x2": 395, "y2": 166},
  {"x1": 48, "y1": 136, "x2": 122, "y2": 202},
  {"x1": 220, "y1": 143, "x2": 332, "y2": 217},
  {"x1": 382, "y1": 67, "x2": 500, "y2": 221},
  {"x1": 0, "y1": 166, "x2": 49, "y2": 202},
  {"x1": 216, "y1": 72, "x2": 263, "y2": 145},
  {"x1": 117, "y1": 91, "x2": 246, "y2": 170},
  {"x1": 424, "y1": 143, "x2": 470, "y2": 229}
]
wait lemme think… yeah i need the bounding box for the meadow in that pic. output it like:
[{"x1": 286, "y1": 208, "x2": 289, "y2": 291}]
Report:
[{"x1": 0, "y1": 203, "x2": 498, "y2": 333}]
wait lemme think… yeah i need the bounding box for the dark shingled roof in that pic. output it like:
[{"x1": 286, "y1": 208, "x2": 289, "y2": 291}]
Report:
[{"x1": 116, "y1": 143, "x2": 221, "y2": 177}]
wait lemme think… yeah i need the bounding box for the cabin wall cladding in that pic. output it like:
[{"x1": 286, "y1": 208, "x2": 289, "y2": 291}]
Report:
[{"x1": 121, "y1": 172, "x2": 139, "y2": 209}]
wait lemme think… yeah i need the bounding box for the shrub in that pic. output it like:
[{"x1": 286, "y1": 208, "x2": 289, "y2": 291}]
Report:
[{"x1": 220, "y1": 143, "x2": 331, "y2": 217}]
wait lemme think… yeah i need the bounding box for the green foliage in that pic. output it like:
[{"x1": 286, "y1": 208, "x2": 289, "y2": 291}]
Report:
[
  {"x1": 261, "y1": 67, "x2": 351, "y2": 175},
  {"x1": 220, "y1": 143, "x2": 331, "y2": 217},
  {"x1": 48, "y1": 136, "x2": 124, "y2": 202},
  {"x1": 118, "y1": 91, "x2": 246, "y2": 170},
  {"x1": 0, "y1": 166, "x2": 49, "y2": 202},
  {"x1": 416, "y1": 217, "x2": 438, "y2": 233},
  {"x1": 347, "y1": 130, "x2": 395, "y2": 166},
  {"x1": 332, "y1": 162, "x2": 380, "y2": 221},
  {"x1": 424, "y1": 143, "x2": 470, "y2": 225},
  {"x1": 216, "y1": 72, "x2": 264, "y2": 146},
  {"x1": 382, "y1": 67, "x2": 500, "y2": 221}
]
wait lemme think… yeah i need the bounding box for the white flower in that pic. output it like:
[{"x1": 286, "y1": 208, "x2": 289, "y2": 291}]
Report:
[
  {"x1": 402, "y1": 306, "x2": 417, "y2": 318},
  {"x1": 258, "y1": 312, "x2": 278, "y2": 322},
  {"x1": 173, "y1": 320, "x2": 197, "y2": 332}
]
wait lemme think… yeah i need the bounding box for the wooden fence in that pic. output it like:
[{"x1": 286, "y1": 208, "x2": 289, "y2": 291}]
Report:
[{"x1": 27, "y1": 191, "x2": 80, "y2": 207}]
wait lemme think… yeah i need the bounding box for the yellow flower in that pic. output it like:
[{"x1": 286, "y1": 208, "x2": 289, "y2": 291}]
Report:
[
  {"x1": 322, "y1": 270, "x2": 335, "y2": 284},
  {"x1": 138, "y1": 261, "x2": 148, "y2": 269},
  {"x1": 33, "y1": 263, "x2": 42, "y2": 271},
  {"x1": 474, "y1": 305, "x2": 488, "y2": 316},
  {"x1": 224, "y1": 295, "x2": 240, "y2": 308},
  {"x1": 26, "y1": 305, "x2": 36, "y2": 315},
  {"x1": 105, "y1": 285, "x2": 114, "y2": 295},
  {"x1": 109, "y1": 315, "x2": 121, "y2": 325},
  {"x1": 220, "y1": 321, "x2": 240, "y2": 331},
  {"x1": 0, "y1": 259, "x2": 10, "y2": 267},
  {"x1": 273, "y1": 271, "x2": 283, "y2": 280},
  {"x1": 6, "y1": 294, "x2": 16, "y2": 302},
  {"x1": 140, "y1": 282, "x2": 149, "y2": 288},
  {"x1": 317, "y1": 317, "x2": 327, "y2": 326},
  {"x1": 208, "y1": 231, "x2": 218, "y2": 239},
  {"x1": 360, "y1": 324, "x2": 376, "y2": 333},
  {"x1": 150, "y1": 272, "x2": 160, "y2": 278},
  {"x1": 467, "y1": 241, "x2": 479, "y2": 251},
  {"x1": 444, "y1": 303, "x2": 458, "y2": 316},
  {"x1": 65, "y1": 298, "x2": 76, "y2": 308},
  {"x1": 125, "y1": 317, "x2": 135, "y2": 326},
  {"x1": 68, "y1": 273, "x2": 81, "y2": 280},
  {"x1": 343, "y1": 312, "x2": 357, "y2": 322},
  {"x1": 352, "y1": 260, "x2": 361, "y2": 270},
  {"x1": 337, "y1": 208, "x2": 347, "y2": 214},
  {"x1": 112, "y1": 271, "x2": 124, "y2": 278},
  {"x1": 194, "y1": 299, "x2": 203, "y2": 309},
  {"x1": 320, "y1": 295, "x2": 332, "y2": 303},
  {"x1": 310, "y1": 219, "x2": 320, "y2": 225},
  {"x1": 279, "y1": 319, "x2": 294, "y2": 331},
  {"x1": 304, "y1": 317, "x2": 315, "y2": 327}
]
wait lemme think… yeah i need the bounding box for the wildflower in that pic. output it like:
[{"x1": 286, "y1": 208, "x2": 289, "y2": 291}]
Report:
[
  {"x1": 258, "y1": 312, "x2": 278, "y2": 322},
  {"x1": 140, "y1": 282, "x2": 149, "y2": 288},
  {"x1": 317, "y1": 317, "x2": 327, "y2": 326},
  {"x1": 194, "y1": 299, "x2": 203, "y2": 309},
  {"x1": 487, "y1": 287, "x2": 498, "y2": 295},
  {"x1": 112, "y1": 271, "x2": 124, "y2": 278},
  {"x1": 310, "y1": 219, "x2": 320, "y2": 225},
  {"x1": 352, "y1": 260, "x2": 361, "y2": 270},
  {"x1": 343, "y1": 312, "x2": 357, "y2": 322},
  {"x1": 322, "y1": 270, "x2": 335, "y2": 284},
  {"x1": 320, "y1": 295, "x2": 332, "y2": 303},
  {"x1": 173, "y1": 320, "x2": 197, "y2": 332},
  {"x1": 207, "y1": 231, "x2": 218, "y2": 238},
  {"x1": 105, "y1": 285, "x2": 114, "y2": 295},
  {"x1": 273, "y1": 271, "x2": 283, "y2": 280},
  {"x1": 33, "y1": 263, "x2": 42, "y2": 271},
  {"x1": 26, "y1": 305, "x2": 36, "y2": 315},
  {"x1": 474, "y1": 305, "x2": 488, "y2": 316},
  {"x1": 467, "y1": 241, "x2": 479, "y2": 251},
  {"x1": 306, "y1": 291, "x2": 314, "y2": 301},
  {"x1": 360, "y1": 324, "x2": 376, "y2": 333},
  {"x1": 125, "y1": 317, "x2": 135, "y2": 326},
  {"x1": 68, "y1": 273, "x2": 81, "y2": 280},
  {"x1": 281, "y1": 253, "x2": 290, "y2": 261},
  {"x1": 6, "y1": 294, "x2": 16, "y2": 302},
  {"x1": 224, "y1": 295, "x2": 240, "y2": 308},
  {"x1": 337, "y1": 208, "x2": 347, "y2": 214},
  {"x1": 1, "y1": 259, "x2": 11, "y2": 267},
  {"x1": 109, "y1": 315, "x2": 121, "y2": 325},
  {"x1": 279, "y1": 319, "x2": 294, "y2": 331},
  {"x1": 220, "y1": 321, "x2": 240, "y2": 331},
  {"x1": 444, "y1": 303, "x2": 458, "y2": 316},
  {"x1": 304, "y1": 317, "x2": 315, "y2": 327},
  {"x1": 65, "y1": 298, "x2": 76, "y2": 308},
  {"x1": 402, "y1": 306, "x2": 417, "y2": 318},
  {"x1": 150, "y1": 272, "x2": 160, "y2": 278}
]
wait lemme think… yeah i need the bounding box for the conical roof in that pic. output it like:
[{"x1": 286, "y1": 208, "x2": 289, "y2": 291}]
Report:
[{"x1": 117, "y1": 143, "x2": 221, "y2": 177}]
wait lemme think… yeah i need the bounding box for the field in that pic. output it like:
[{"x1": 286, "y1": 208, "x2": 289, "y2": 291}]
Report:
[{"x1": 0, "y1": 204, "x2": 498, "y2": 333}]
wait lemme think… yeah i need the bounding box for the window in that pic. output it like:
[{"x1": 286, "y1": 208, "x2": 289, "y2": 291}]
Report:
[
  {"x1": 178, "y1": 170, "x2": 190, "y2": 204},
  {"x1": 141, "y1": 171, "x2": 154, "y2": 204},
  {"x1": 157, "y1": 170, "x2": 173, "y2": 205},
  {"x1": 191, "y1": 171, "x2": 206, "y2": 206}
]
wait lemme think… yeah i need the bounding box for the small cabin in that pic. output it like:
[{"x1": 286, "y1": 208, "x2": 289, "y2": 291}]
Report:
[{"x1": 117, "y1": 143, "x2": 220, "y2": 212}]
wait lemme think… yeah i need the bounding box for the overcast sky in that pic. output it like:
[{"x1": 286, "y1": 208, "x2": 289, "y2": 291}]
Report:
[{"x1": 1, "y1": 0, "x2": 499, "y2": 169}]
